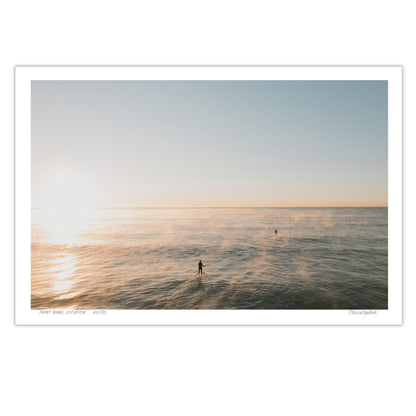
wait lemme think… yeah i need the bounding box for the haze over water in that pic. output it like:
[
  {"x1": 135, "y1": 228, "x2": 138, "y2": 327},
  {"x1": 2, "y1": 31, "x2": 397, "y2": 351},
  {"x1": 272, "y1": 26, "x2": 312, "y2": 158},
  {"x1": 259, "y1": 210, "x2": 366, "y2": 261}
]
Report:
[{"x1": 31, "y1": 207, "x2": 388, "y2": 310}]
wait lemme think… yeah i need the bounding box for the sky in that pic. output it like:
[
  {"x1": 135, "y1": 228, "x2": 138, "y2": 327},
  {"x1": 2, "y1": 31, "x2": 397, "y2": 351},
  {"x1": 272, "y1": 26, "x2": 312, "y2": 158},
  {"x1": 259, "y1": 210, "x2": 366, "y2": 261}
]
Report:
[{"x1": 32, "y1": 80, "x2": 388, "y2": 208}]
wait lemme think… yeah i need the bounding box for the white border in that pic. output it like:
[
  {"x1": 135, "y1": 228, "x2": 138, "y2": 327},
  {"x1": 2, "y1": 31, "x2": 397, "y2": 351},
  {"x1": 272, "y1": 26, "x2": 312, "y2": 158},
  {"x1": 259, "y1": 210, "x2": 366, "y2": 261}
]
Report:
[{"x1": 15, "y1": 66, "x2": 402, "y2": 325}]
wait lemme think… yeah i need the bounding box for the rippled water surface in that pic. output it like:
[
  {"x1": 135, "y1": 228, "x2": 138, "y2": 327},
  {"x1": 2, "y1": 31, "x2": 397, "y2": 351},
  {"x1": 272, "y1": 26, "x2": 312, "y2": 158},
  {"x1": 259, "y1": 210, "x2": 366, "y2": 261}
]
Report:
[{"x1": 32, "y1": 207, "x2": 388, "y2": 309}]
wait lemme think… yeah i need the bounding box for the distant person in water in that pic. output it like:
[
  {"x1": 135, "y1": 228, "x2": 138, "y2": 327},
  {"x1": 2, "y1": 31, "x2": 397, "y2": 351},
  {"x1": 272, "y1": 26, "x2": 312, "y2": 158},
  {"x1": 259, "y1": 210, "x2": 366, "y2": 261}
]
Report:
[
  {"x1": 275, "y1": 229, "x2": 278, "y2": 235},
  {"x1": 198, "y1": 260, "x2": 205, "y2": 276}
]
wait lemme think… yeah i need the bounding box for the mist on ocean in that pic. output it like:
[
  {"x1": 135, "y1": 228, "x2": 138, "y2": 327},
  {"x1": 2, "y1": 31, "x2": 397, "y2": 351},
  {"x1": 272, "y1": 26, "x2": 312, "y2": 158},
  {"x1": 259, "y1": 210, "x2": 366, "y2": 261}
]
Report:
[{"x1": 31, "y1": 207, "x2": 388, "y2": 310}]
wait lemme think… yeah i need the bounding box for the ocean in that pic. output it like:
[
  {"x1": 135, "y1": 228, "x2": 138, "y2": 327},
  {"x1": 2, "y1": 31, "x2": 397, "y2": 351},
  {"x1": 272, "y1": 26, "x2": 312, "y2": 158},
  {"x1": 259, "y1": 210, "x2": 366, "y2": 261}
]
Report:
[{"x1": 31, "y1": 207, "x2": 388, "y2": 310}]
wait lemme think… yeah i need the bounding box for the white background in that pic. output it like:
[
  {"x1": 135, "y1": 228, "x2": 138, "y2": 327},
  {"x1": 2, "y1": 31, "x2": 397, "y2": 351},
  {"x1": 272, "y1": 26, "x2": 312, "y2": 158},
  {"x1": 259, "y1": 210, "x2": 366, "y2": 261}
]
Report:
[{"x1": 1, "y1": 1, "x2": 413, "y2": 415}]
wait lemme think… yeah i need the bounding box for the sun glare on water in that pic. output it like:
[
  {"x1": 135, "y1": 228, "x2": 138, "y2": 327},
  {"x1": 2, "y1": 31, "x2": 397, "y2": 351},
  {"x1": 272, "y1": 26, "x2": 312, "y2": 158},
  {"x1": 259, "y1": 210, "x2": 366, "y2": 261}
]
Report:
[{"x1": 35, "y1": 168, "x2": 98, "y2": 245}]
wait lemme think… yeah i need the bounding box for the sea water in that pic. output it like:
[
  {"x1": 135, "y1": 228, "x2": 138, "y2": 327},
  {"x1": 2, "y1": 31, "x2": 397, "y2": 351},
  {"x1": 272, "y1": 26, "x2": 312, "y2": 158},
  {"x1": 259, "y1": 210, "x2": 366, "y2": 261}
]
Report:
[{"x1": 31, "y1": 207, "x2": 388, "y2": 309}]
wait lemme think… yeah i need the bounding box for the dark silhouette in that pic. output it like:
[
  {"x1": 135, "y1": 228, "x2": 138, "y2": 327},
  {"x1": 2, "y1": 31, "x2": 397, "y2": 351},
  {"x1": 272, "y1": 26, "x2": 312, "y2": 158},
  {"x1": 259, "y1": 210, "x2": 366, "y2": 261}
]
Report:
[
  {"x1": 275, "y1": 229, "x2": 278, "y2": 235},
  {"x1": 198, "y1": 260, "x2": 205, "y2": 276}
]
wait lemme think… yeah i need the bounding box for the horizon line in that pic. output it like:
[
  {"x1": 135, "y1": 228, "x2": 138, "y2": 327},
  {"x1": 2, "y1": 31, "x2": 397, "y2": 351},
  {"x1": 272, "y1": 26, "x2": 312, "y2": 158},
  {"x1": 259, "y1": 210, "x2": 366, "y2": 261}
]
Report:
[{"x1": 31, "y1": 205, "x2": 388, "y2": 209}]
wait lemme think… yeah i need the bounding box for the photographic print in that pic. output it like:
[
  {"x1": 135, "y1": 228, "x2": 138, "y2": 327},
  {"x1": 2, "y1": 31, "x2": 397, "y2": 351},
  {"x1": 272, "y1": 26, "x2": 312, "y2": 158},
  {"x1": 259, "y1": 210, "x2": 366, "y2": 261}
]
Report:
[{"x1": 15, "y1": 66, "x2": 402, "y2": 324}]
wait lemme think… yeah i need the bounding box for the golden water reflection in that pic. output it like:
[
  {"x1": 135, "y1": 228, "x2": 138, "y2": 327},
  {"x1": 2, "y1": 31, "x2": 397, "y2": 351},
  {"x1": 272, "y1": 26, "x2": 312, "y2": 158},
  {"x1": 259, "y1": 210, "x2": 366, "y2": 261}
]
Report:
[
  {"x1": 31, "y1": 208, "x2": 102, "y2": 303},
  {"x1": 32, "y1": 208, "x2": 100, "y2": 245},
  {"x1": 50, "y1": 253, "x2": 76, "y2": 297}
]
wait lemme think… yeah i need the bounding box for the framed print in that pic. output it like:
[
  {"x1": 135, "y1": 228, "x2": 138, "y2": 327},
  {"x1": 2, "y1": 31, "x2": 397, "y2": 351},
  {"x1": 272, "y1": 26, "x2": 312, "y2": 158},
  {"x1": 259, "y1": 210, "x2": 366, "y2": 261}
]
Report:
[{"x1": 15, "y1": 66, "x2": 402, "y2": 324}]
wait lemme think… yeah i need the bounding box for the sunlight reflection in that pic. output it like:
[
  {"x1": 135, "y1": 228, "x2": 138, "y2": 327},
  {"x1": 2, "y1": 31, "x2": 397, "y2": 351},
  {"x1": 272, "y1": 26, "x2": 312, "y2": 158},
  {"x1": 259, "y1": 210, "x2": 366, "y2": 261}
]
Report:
[
  {"x1": 50, "y1": 253, "x2": 77, "y2": 295},
  {"x1": 33, "y1": 208, "x2": 99, "y2": 245}
]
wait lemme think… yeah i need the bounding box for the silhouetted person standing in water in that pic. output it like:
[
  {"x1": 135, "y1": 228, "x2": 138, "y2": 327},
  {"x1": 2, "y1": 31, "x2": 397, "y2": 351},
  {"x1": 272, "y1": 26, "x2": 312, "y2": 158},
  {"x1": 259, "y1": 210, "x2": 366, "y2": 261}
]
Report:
[{"x1": 198, "y1": 260, "x2": 205, "y2": 276}]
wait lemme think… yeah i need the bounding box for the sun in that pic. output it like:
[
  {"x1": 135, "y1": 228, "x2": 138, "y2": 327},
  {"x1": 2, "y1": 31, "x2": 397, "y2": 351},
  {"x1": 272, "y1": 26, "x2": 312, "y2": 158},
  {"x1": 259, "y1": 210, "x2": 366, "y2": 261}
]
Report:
[
  {"x1": 35, "y1": 166, "x2": 95, "y2": 211},
  {"x1": 33, "y1": 167, "x2": 99, "y2": 244}
]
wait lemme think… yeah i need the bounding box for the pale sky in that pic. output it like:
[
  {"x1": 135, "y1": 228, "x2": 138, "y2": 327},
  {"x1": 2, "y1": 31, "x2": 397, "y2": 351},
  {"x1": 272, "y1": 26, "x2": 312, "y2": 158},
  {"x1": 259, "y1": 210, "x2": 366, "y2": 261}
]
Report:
[{"x1": 32, "y1": 80, "x2": 387, "y2": 208}]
